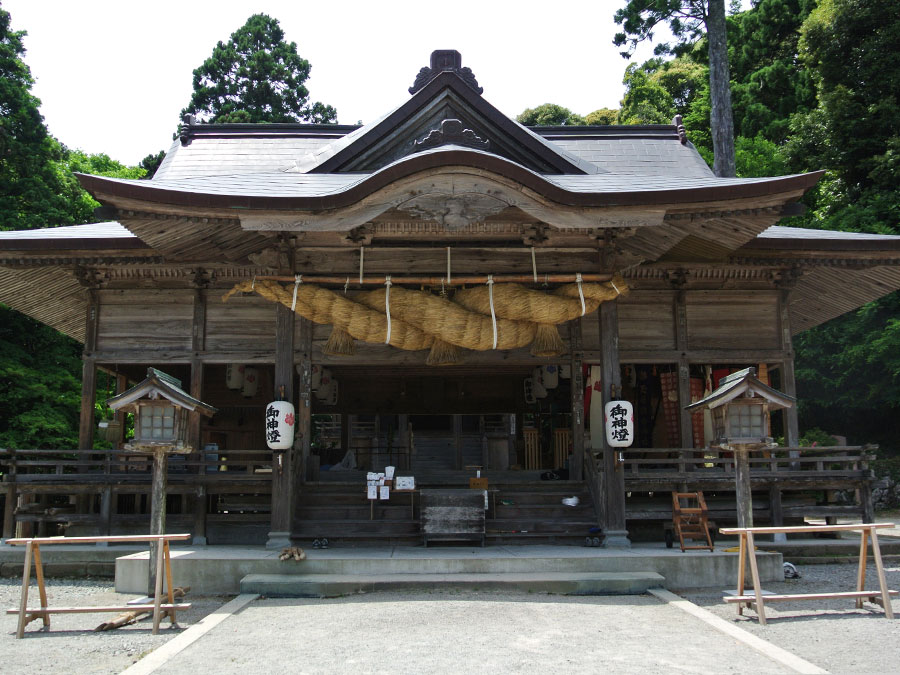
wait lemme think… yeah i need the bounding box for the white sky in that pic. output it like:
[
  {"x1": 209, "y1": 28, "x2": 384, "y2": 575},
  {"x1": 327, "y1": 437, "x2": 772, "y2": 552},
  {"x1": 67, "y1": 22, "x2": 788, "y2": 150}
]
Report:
[{"x1": 6, "y1": 0, "x2": 666, "y2": 166}]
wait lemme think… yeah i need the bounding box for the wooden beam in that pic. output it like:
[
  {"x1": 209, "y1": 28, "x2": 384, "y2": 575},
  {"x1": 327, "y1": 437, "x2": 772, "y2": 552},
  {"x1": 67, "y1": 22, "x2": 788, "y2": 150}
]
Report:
[
  {"x1": 599, "y1": 301, "x2": 629, "y2": 547},
  {"x1": 78, "y1": 289, "x2": 100, "y2": 451}
]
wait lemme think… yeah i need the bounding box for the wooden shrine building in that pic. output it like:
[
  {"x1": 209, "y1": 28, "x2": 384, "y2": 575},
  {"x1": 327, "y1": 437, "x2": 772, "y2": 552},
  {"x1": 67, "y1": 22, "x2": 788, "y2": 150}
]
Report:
[{"x1": 3, "y1": 50, "x2": 900, "y2": 548}]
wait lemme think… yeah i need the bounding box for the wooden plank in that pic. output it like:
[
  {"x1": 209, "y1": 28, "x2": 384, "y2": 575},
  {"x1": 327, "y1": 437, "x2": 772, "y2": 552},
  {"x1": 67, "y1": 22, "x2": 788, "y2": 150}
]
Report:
[
  {"x1": 719, "y1": 523, "x2": 895, "y2": 535},
  {"x1": 724, "y1": 591, "x2": 899, "y2": 603},
  {"x1": 8, "y1": 603, "x2": 192, "y2": 614},
  {"x1": 617, "y1": 291, "x2": 676, "y2": 350},
  {"x1": 685, "y1": 291, "x2": 779, "y2": 350},
  {"x1": 6, "y1": 533, "x2": 191, "y2": 545}
]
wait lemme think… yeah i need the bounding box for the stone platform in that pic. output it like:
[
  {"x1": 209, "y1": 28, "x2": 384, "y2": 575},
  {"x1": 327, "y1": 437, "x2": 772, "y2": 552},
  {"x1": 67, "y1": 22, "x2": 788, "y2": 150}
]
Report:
[{"x1": 111, "y1": 543, "x2": 783, "y2": 595}]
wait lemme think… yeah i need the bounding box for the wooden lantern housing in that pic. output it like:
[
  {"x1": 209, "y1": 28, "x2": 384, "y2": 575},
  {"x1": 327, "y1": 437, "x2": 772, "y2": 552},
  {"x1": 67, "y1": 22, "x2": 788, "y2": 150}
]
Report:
[
  {"x1": 686, "y1": 367, "x2": 795, "y2": 449},
  {"x1": 106, "y1": 367, "x2": 217, "y2": 453}
]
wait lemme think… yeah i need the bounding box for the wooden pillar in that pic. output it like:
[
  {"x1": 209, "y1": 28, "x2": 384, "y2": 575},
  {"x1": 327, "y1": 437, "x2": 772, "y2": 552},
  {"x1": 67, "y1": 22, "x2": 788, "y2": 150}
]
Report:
[
  {"x1": 2, "y1": 450, "x2": 16, "y2": 542},
  {"x1": 768, "y1": 484, "x2": 785, "y2": 541},
  {"x1": 674, "y1": 291, "x2": 695, "y2": 457},
  {"x1": 193, "y1": 486, "x2": 207, "y2": 545},
  {"x1": 190, "y1": 282, "x2": 207, "y2": 545},
  {"x1": 290, "y1": 317, "x2": 313, "y2": 543},
  {"x1": 734, "y1": 447, "x2": 754, "y2": 529},
  {"x1": 778, "y1": 289, "x2": 800, "y2": 448},
  {"x1": 267, "y1": 304, "x2": 296, "y2": 550},
  {"x1": 189, "y1": 283, "x2": 206, "y2": 451},
  {"x1": 78, "y1": 287, "x2": 100, "y2": 451},
  {"x1": 600, "y1": 301, "x2": 629, "y2": 547},
  {"x1": 148, "y1": 449, "x2": 168, "y2": 595},
  {"x1": 453, "y1": 414, "x2": 463, "y2": 470},
  {"x1": 569, "y1": 319, "x2": 584, "y2": 482}
]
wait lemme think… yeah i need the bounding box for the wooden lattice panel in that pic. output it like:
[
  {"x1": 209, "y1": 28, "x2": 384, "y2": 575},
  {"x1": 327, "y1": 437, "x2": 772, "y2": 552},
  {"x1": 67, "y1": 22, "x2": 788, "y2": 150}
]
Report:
[
  {"x1": 554, "y1": 428, "x2": 572, "y2": 470},
  {"x1": 524, "y1": 428, "x2": 540, "y2": 470}
]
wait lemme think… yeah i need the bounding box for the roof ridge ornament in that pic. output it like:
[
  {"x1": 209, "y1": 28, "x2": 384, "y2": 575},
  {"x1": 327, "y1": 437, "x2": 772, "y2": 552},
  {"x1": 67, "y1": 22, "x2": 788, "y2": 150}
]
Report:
[
  {"x1": 409, "y1": 50, "x2": 483, "y2": 95},
  {"x1": 414, "y1": 119, "x2": 489, "y2": 151}
]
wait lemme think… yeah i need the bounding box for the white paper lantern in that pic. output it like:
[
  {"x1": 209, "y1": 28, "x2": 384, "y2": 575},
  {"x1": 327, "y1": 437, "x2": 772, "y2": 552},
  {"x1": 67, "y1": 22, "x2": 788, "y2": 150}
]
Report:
[
  {"x1": 315, "y1": 379, "x2": 339, "y2": 405},
  {"x1": 604, "y1": 400, "x2": 635, "y2": 448},
  {"x1": 559, "y1": 364, "x2": 572, "y2": 379},
  {"x1": 541, "y1": 365, "x2": 559, "y2": 389},
  {"x1": 265, "y1": 400, "x2": 295, "y2": 450},
  {"x1": 241, "y1": 367, "x2": 259, "y2": 398},
  {"x1": 226, "y1": 364, "x2": 245, "y2": 390}
]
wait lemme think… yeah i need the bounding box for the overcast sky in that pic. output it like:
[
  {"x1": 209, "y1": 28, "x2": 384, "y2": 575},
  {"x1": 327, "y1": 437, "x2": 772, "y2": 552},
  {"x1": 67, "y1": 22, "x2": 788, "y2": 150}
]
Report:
[{"x1": 6, "y1": 0, "x2": 668, "y2": 166}]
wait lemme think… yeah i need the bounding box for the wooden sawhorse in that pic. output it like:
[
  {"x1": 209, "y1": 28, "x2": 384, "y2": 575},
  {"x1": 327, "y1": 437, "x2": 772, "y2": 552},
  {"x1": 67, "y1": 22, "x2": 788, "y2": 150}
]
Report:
[
  {"x1": 719, "y1": 523, "x2": 897, "y2": 625},
  {"x1": 6, "y1": 533, "x2": 192, "y2": 638}
]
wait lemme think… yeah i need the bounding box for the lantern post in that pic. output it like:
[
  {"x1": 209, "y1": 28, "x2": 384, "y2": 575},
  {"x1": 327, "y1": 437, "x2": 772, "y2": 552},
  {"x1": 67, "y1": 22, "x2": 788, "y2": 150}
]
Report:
[
  {"x1": 685, "y1": 368, "x2": 794, "y2": 529},
  {"x1": 107, "y1": 368, "x2": 216, "y2": 594}
]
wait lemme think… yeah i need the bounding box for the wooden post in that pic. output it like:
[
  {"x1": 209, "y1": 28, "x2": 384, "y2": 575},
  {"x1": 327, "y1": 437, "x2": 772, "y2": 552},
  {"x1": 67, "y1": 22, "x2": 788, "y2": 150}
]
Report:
[
  {"x1": 778, "y1": 289, "x2": 800, "y2": 449},
  {"x1": 453, "y1": 414, "x2": 463, "y2": 470},
  {"x1": 768, "y1": 484, "x2": 785, "y2": 542},
  {"x1": 600, "y1": 301, "x2": 629, "y2": 547},
  {"x1": 3, "y1": 450, "x2": 16, "y2": 542},
  {"x1": 569, "y1": 319, "x2": 584, "y2": 482},
  {"x1": 267, "y1": 304, "x2": 295, "y2": 550},
  {"x1": 734, "y1": 446, "x2": 754, "y2": 529},
  {"x1": 193, "y1": 485, "x2": 207, "y2": 545},
  {"x1": 288, "y1": 317, "x2": 312, "y2": 543},
  {"x1": 674, "y1": 291, "x2": 695, "y2": 468},
  {"x1": 148, "y1": 449, "x2": 168, "y2": 596}
]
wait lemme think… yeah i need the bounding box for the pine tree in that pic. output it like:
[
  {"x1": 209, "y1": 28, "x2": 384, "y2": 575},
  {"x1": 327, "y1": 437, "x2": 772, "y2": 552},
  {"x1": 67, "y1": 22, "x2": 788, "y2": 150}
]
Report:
[{"x1": 182, "y1": 13, "x2": 337, "y2": 124}]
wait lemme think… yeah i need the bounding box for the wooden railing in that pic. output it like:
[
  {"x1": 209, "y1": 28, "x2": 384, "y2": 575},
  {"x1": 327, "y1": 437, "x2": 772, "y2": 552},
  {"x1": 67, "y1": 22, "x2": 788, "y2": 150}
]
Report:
[
  {"x1": 620, "y1": 445, "x2": 875, "y2": 479},
  {"x1": 0, "y1": 447, "x2": 274, "y2": 482}
]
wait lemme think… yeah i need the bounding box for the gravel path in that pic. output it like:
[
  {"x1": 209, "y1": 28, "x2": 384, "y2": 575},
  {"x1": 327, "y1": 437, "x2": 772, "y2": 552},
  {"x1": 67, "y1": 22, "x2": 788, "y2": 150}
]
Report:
[
  {"x1": 0, "y1": 577, "x2": 230, "y2": 674},
  {"x1": 679, "y1": 562, "x2": 900, "y2": 674}
]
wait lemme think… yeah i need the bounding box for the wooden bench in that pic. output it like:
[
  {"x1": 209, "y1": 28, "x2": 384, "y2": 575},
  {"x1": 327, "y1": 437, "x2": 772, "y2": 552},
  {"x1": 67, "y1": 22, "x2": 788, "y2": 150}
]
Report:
[
  {"x1": 5, "y1": 533, "x2": 191, "y2": 638},
  {"x1": 719, "y1": 523, "x2": 897, "y2": 625}
]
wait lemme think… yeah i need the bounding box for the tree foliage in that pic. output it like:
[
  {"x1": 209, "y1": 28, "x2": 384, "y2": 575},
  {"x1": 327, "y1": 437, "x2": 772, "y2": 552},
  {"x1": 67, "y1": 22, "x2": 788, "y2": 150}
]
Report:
[
  {"x1": 0, "y1": 8, "x2": 79, "y2": 231},
  {"x1": 182, "y1": 13, "x2": 336, "y2": 124},
  {"x1": 516, "y1": 104, "x2": 585, "y2": 126},
  {"x1": 0, "y1": 305, "x2": 82, "y2": 449}
]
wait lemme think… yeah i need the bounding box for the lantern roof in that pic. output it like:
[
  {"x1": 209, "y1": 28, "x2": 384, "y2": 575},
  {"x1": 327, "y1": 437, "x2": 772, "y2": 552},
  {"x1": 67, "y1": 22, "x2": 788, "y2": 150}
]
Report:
[
  {"x1": 684, "y1": 367, "x2": 795, "y2": 412},
  {"x1": 106, "y1": 367, "x2": 217, "y2": 417}
]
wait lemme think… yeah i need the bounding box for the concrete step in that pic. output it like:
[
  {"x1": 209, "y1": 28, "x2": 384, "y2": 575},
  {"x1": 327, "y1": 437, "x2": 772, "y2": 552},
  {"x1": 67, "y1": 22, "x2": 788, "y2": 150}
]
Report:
[{"x1": 240, "y1": 571, "x2": 665, "y2": 597}]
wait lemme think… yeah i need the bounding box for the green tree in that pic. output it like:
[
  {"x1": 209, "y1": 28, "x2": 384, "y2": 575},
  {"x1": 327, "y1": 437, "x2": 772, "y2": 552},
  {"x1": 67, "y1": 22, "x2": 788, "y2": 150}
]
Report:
[
  {"x1": 614, "y1": 0, "x2": 737, "y2": 176},
  {"x1": 585, "y1": 108, "x2": 619, "y2": 125},
  {"x1": 787, "y1": 0, "x2": 900, "y2": 452},
  {"x1": 728, "y1": 0, "x2": 817, "y2": 144},
  {"x1": 139, "y1": 150, "x2": 166, "y2": 179},
  {"x1": 516, "y1": 103, "x2": 585, "y2": 126},
  {"x1": 0, "y1": 305, "x2": 83, "y2": 449},
  {"x1": 58, "y1": 149, "x2": 147, "y2": 224},
  {"x1": 182, "y1": 13, "x2": 336, "y2": 124},
  {"x1": 0, "y1": 7, "x2": 79, "y2": 231}
]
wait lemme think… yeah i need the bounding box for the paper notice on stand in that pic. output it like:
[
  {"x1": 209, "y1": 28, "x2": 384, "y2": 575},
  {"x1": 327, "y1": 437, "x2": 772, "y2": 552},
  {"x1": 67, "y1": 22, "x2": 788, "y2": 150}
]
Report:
[
  {"x1": 367, "y1": 485, "x2": 378, "y2": 500},
  {"x1": 379, "y1": 486, "x2": 390, "y2": 500}
]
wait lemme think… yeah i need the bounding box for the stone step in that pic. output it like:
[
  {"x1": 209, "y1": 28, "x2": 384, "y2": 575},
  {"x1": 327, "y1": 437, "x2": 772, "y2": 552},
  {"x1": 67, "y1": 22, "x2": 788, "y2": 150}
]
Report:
[{"x1": 240, "y1": 571, "x2": 665, "y2": 598}]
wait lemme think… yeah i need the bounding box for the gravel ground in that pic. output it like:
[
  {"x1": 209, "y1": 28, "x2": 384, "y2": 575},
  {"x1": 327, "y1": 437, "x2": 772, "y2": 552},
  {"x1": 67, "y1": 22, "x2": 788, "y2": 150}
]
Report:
[
  {"x1": 679, "y1": 562, "x2": 900, "y2": 674},
  {"x1": 153, "y1": 590, "x2": 792, "y2": 675},
  {"x1": 0, "y1": 577, "x2": 230, "y2": 674}
]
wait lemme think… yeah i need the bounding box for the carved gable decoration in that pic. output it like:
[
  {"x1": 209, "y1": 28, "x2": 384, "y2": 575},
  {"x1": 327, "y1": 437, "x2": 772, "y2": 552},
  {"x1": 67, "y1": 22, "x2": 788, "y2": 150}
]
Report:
[
  {"x1": 409, "y1": 50, "x2": 483, "y2": 95},
  {"x1": 414, "y1": 119, "x2": 489, "y2": 152},
  {"x1": 396, "y1": 192, "x2": 510, "y2": 231}
]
